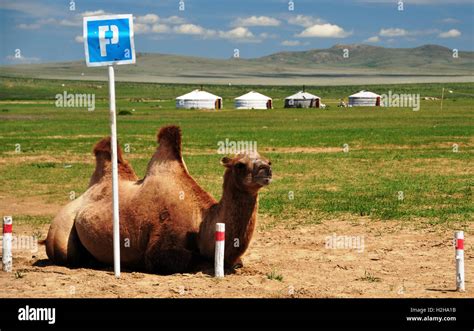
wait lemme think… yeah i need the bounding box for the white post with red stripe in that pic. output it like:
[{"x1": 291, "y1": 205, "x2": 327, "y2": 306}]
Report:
[
  {"x1": 215, "y1": 223, "x2": 225, "y2": 278},
  {"x1": 455, "y1": 231, "x2": 465, "y2": 291},
  {"x1": 2, "y1": 216, "x2": 13, "y2": 272}
]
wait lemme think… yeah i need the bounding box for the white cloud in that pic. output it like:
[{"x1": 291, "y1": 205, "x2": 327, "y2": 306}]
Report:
[
  {"x1": 287, "y1": 15, "x2": 325, "y2": 27},
  {"x1": 16, "y1": 10, "x2": 110, "y2": 30},
  {"x1": 12, "y1": 7, "x2": 260, "y2": 44},
  {"x1": 281, "y1": 40, "x2": 307, "y2": 46},
  {"x1": 296, "y1": 24, "x2": 352, "y2": 38},
  {"x1": 136, "y1": 14, "x2": 185, "y2": 25},
  {"x1": 58, "y1": 19, "x2": 81, "y2": 27},
  {"x1": 74, "y1": 14, "x2": 260, "y2": 43},
  {"x1": 364, "y1": 36, "x2": 380, "y2": 43},
  {"x1": 173, "y1": 24, "x2": 214, "y2": 36},
  {"x1": 152, "y1": 24, "x2": 171, "y2": 33},
  {"x1": 57, "y1": 11, "x2": 110, "y2": 27},
  {"x1": 233, "y1": 16, "x2": 280, "y2": 27},
  {"x1": 17, "y1": 19, "x2": 56, "y2": 29},
  {"x1": 378, "y1": 28, "x2": 440, "y2": 39},
  {"x1": 161, "y1": 16, "x2": 186, "y2": 25},
  {"x1": 441, "y1": 17, "x2": 460, "y2": 23},
  {"x1": 136, "y1": 14, "x2": 159, "y2": 24},
  {"x1": 132, "y1": 14, "x2": 185, "y2": 34},
  {"x1": 219, "y1": 27, "x2": 255, "y2": 39},
  {"x1": 38, "y1": 18, "x2": 57, "y2": 25},
  {"x1": 170, "y1": 24, "x2": 259, "y2": 42},
  {"x1": 0, "y1": 1, "x2": 62, "y2": 17},
  {"x1": 379, "y1": 28, "x2": 407, "y2": 37},
  {"x1": 135, "y1": 23, "x2": 152, "y2": 34},
  {"x1": 259, "y1": 32, "x2": 277, "y2": 39},
  {"x1": 17, "y1": 23, "x2": 41, "y2": 30},
  {"x1": 81, "y1": 10, "x2": 106, "y2": 17},
  {"x1": 439, "y1": 29, "x2": 461, "y2": 38}
]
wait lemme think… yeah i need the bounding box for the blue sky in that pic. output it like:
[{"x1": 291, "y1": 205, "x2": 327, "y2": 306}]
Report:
[{"x1": 0, "y1": 0, "x2": 473, "y2": 64}]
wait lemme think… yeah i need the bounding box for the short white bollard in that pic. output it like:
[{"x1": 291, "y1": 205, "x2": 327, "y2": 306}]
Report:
[
  {"x1": 2, "y1": 216, "x2": 13, "y2": 272},
  {"x1": 215, "y1": 223, "x2": 225, "y2": 278},
  {"x1": 455, "y1": 231, "x2": 465, "y2": 291}
]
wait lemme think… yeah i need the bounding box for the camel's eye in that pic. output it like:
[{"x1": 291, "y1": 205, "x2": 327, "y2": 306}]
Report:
[
  {"x1": 268, "y1": 161, "x2": 272, "y2": 166},
  {"x1": 235, "y1": 162, "x2": 246, "y2": 170}
]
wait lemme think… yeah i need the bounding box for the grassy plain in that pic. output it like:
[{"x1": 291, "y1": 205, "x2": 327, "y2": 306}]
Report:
[{"x1": 0, "y1": 77, "x2": 472, "y2": 228}]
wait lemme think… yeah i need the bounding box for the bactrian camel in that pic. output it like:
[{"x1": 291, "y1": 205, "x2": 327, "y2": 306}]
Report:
[{"x1": 45, "y1": 125, "x2": 272, "y2": 274}]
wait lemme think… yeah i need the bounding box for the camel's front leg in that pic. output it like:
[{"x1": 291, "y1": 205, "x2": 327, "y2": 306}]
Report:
[
  {"x1": 230, "y1": 257, "x2": 244, "y2": 270},
  {"x1": 144, "y1": 225, "x2": 201, "y2": 274}
]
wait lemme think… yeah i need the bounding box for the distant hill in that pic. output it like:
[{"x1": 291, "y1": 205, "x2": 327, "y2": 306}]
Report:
[
  {"x1": 1, "y1": 44, "x2": 473, "y2": 86},
  {"x1": 259, "y1": 44, "x2": 473, "y2": 71}
]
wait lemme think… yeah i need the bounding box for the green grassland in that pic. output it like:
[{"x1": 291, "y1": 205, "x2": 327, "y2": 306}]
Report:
[{"x1": 0, "y1": 77, "x2": 473, "y2": 228}]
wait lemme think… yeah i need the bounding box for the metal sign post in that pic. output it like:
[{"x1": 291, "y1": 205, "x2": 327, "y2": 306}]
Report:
[
  {"x1": 83, "y1": 14, "x2": 136, "y2": 278},
  {"x1": 108, "y1": 65, "x2": 121, "y2": 278}
]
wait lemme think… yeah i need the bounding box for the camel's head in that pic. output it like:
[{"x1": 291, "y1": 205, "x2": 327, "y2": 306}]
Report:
[{"x1": 221, "y1": 152, "x2": 272, "y2": 192}]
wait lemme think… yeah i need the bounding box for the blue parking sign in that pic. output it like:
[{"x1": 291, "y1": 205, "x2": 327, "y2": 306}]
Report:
[{"x1": 83, "y1": 14, "x2": 135, "y2": 67}]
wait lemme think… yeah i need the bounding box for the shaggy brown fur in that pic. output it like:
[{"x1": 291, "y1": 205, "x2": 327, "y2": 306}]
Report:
[
  {"x1": 198, "y1": 153, "x2": 272, "y2": 267},
  {"x1": 45, "y1": 139, "x2": 137, "y2": 266},
  {"x1": 45, "y1": 125, "x2": 272, "y2": 274},
  {"x1": 89, "y1": 136, "x2": 138, "y2": 186}
]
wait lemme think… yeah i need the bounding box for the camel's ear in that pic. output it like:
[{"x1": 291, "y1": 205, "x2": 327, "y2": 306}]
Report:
[{"x1": 220, "y1": 156, "x2": 232, "y2": 168}]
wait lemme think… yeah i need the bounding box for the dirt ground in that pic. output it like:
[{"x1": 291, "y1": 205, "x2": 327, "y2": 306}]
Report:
[{"x1": 0, "y1": 212, "x2": 472, "y2": 298}]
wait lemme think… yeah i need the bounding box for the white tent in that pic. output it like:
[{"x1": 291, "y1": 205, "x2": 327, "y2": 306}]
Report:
[
  {"x1": 285, "y1": 91, "x2": 321, "y2": 108},
  {"x1": 235, "y1": 91, "x2": 272, "y2": 109},
  {"x1": 348, "y1": 90, "x2": 381, "y2": 107},
  {"x1": 176, "y1": 89, "x2": 222, "y2": 109}
]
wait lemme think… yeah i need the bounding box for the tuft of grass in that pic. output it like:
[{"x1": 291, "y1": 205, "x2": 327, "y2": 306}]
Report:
[
  {"x1": 32, "y1": 229, "x2": 43, "y2": 240},
  {"x1": 14, "y1": 270, "x2": 25, "y2": 279},
  {"x1": 356, "y1": 271, "x2": 381, "y2": 283},
  {"x1": 118, "y1": 110, "x2": 133, "y2": 116},
  {"x1": 267, "y1": 269, "x2": 284, "y2": 282},
  {"x1": 14, "y1": 215, "x2": 51, "y2": 226},
  {"x1": 31, "y1": 162, "x2": 56, "y2": 168}
]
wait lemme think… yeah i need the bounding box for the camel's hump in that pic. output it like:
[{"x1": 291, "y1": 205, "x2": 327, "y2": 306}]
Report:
[
  {"x1": 157, "y1": 125, "x2": 182, "y2": 160},
  {"x1": 93, "y1": 136, "x2": 125, "y2": 164},
  {"x1": 91, "y1": 136, "x2": 138, "y2": 183}
]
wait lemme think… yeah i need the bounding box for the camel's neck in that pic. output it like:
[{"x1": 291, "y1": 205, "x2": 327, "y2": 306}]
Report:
[
  {"x1": 218, "y1": 183, "x2": 259, "y2": 248},
  {"x1": 199, "y1": 172, "x2": 259, "y2": 266}
]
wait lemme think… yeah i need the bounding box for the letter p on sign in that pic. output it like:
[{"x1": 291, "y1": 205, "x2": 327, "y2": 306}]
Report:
[
  {"x1": 99, "y1": 25, "x2": 119, "y2": 57},
  {"x1": 83, "y1": 14, "x2": 135, "y2": 67}
]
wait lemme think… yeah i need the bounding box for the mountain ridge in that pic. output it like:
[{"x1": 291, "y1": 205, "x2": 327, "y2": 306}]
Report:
[{"x1": 1, "y1": 44, "x2": 472, "y2": 86}]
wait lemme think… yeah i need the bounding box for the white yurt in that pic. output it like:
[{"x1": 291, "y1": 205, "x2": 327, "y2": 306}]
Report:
[
  {"x1": 176, "y1": 89, "x2": 222, "y2": 109},
  {"x1": 348, "y1": 90, "x2": 381, "y2": 107},
  {"x1": 285, "y1": 91, "x2": 321, "y2": 108},
  {"x1": 235, "y1": 91, "x2": 272, "y2": 110}
]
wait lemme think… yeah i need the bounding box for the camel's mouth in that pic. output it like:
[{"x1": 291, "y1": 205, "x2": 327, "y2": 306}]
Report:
[{"x1": 254, "y1": 176, "x2": 272, "y2": 186}]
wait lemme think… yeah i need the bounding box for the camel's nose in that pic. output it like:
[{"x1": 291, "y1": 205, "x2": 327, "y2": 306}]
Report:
[
  {"x1": 266, "y1": 166, "x2": 272, "y2": 178},
  {"x1": 257, "y1": 164, "x2": 272, "y2": 178}
]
